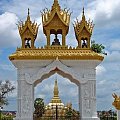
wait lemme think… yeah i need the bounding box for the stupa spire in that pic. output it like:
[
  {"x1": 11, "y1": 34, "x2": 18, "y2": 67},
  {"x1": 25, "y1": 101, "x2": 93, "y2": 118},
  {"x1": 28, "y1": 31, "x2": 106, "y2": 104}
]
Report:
[{"x1": 54, "y1": 80, "x2": 59, "y2": 97}]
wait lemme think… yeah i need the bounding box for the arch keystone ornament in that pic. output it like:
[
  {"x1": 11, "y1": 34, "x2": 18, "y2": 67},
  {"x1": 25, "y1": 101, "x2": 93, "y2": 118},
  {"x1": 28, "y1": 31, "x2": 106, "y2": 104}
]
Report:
[{"x1": 9, "y1": 0, "x2": 104, "y2": 120}]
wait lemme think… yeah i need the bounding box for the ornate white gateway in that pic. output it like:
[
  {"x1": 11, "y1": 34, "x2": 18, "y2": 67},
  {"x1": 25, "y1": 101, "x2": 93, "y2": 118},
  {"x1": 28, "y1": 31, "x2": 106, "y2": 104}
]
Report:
[{"x1": 9, "y1": 0, "x2": 104, "y2": 120}]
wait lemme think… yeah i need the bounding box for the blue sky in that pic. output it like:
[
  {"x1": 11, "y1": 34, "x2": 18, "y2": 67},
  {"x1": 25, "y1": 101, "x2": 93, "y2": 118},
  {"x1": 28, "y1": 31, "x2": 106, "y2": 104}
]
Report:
[{"x1": 0, "y1": 0, "x2": 120, "y2": 111}]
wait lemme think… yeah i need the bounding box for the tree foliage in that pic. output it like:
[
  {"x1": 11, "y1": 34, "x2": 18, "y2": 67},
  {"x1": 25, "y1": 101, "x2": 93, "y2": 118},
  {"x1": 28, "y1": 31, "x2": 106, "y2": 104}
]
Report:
[
  {"x1": 34, "y1": 98, "x2": 45, "y2": 119},
  {"x1": 91, "y1": 40, "x2": 107, "y2": 55},
  {"x1": 0, "y1": 80, "x2": 15, "y2": 107},
  {"x1": 65, "y1": 108, "x2": 73, "y2": 118}
]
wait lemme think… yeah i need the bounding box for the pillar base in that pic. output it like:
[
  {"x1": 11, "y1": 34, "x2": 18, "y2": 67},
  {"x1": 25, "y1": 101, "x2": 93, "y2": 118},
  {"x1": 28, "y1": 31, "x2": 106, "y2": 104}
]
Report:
[
  {"x1": 117, "y1": 110, "x2": 120, "y2": 120},
  {"x1": 14, "y1": 117, "x2": 33, "y2": 120},
  {"x1": 81, "y1": 117, "x2": 100, "y2": 120}
]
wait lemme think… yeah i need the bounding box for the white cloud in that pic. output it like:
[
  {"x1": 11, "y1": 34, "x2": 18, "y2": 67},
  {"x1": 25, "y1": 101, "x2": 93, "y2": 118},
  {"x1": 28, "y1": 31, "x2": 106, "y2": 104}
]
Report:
[
  {"x1": 37, "y1": 94, "x2": 46, "y2": 99},
  {"x1": 0, "y1": 63, "x2": 15, "y2": 71},
  {"x1": 0, "y1": 12, "x2": 20, "y2": 48},
  {"x1": 95, "y1": 0, "x2": 120, "y2": 28},
  {"x1": 83, "y1": 0, "x2": 120, "y2": 29},
  {"x1": 96, "y1": 65, "x2": 106, "y2": 75},
  {"x1": 105, "y1": 51, "x2": 120, "y2": 62},
  {"x1": 0, "y1": 50, "x2": 2, "y2": 55},
  {"x1": 110, "y1": 40, "x2": 120, "y2": 50}
]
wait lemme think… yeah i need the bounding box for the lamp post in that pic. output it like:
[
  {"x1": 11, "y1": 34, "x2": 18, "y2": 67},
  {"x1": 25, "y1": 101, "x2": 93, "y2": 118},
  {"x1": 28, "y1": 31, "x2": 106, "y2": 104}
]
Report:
[
  {"x1": 56, "y1": 105, "x2": 58, "y2": 120},
  {"x1": 0, "y1": 106, "x2": 3, "y2": 120}
]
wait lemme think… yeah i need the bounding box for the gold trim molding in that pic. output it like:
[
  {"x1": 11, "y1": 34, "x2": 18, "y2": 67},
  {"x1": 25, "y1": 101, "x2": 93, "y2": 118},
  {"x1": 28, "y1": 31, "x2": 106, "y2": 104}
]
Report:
[{"x1": 9, "y1": 48, "x2": 104, "y2": 61}]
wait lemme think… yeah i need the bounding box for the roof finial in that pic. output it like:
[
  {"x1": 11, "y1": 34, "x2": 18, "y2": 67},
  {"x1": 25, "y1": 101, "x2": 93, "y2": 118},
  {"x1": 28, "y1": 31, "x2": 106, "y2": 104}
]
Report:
[
  {"x1": 54, "y1": 0, "x2": 59, "y2": 5},
  {"x1": 82, "y1": 0, "x2": 85, "y2": 10},
  {"x1": 82, "y1": 7, "x2": 85, "y2": 21},
  {"x1": 83, "y1": 7, "x2": 84, "y2": 16},
  {"x1": 27, "y1": 8, "x2": 30, "y2": 21},
  {"x1": 54, "y1": 0, "x2": 58, "y2": 3},
  {"x1": 52, "y1": 0, "x2": 60, "y2": 10},
  {"x1": 81, "y1": 0, "x2": 85, "y2": 20},
  {"x1": 28, "y1": 8, "x2": 30, "y2": 16}
]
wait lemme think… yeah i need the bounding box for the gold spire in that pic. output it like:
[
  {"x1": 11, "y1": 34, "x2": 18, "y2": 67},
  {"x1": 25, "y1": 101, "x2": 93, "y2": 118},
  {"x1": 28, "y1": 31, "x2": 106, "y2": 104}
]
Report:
[
  {"x1": 50, "y1": 79, "x2": 63, "y2": 104},
  {"x1": 27, "y1": 8, "x2": 30, "y2": 21},
  {"x1": 82, "y1": 7, "x2": 85, "y2": 21},
  {"x1": 28, "y1": 8, "x2": 30, "y2": 15},
  {"x1": 52, "y1": 0, "x2": 60, "y2": 10},
  {"x1": 54, "y1": 0, "x2": 59, "y2": 6},
  {"x1": 54, "y1": 0, "x2": 58, "y2": 3},
  {"x1": 54, "y1": 80, "x2": 59, "y2": 97}
]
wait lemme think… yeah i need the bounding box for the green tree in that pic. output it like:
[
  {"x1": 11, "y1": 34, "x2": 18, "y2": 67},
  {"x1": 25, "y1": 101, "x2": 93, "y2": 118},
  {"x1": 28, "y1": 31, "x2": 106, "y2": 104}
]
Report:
[
  {"x1": 34, "y1": 98, "x2": 45, "y2": 119},
  {"x1": 65, "y1": 108, "x2": 73, "y2": 119},
  {"x1": 91, "y1": 40, "x2": 107, "y2": 55},
  {"x1": 0, "y1": 80, "x2": 15, "y2": 107}
]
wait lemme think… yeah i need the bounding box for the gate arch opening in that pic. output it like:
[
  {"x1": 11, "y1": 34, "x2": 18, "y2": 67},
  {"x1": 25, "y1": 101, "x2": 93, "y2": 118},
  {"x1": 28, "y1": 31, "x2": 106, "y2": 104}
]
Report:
[
  {"x1": 34, "y1": 67, "x2": 80, "y2": 87},
  {"x1": 34, "y1": 73, "x2": 79, "y2": 119}
]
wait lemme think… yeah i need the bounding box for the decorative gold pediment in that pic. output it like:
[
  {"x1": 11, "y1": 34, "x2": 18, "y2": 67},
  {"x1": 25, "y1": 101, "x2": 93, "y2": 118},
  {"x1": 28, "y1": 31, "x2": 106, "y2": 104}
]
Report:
[
  {"x1": 18, "y1": 8, "x2": 39, "y2": 48},
  {"x1": 73, "y1": 8, "x2": 94, "y2": 41},
  {"x1": 73, "y1": 8, "x2": 94, "y2": 48},
  {"x1": 18, "y1": 9, "x2": 39, "y2": 40},
  {"x1": 42, "y1": 0, "x2": 71, "y2": 27}
]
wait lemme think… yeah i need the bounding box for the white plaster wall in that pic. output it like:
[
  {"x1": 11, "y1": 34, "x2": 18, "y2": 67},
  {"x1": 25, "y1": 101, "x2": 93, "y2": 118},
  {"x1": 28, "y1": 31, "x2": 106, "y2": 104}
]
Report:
[
  {"x1": 117, "y1": 110, "x2": 120, "y2": 120},
  {"x1": 12, "y1": 59, "x2": 101, "y2": 120}
]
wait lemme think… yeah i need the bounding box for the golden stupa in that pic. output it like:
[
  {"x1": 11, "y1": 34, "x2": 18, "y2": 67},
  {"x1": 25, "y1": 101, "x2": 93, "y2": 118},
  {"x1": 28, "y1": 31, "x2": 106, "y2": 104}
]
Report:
[
  {"x1": 42, "y1": 80, "x2": 79, "y2": 118},
  {"x1": 47, "y1": 80, "x2": 64, "y2": 108}
]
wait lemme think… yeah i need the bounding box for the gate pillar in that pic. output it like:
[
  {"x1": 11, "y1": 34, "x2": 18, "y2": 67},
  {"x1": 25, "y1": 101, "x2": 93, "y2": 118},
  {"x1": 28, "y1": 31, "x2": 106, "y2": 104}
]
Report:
[
  {"x1": 79, "y1": 80, "x2": 100, "y2": 120},
  {"x1": 15, "y1": 69, "x2": 34, "y2": 120}
]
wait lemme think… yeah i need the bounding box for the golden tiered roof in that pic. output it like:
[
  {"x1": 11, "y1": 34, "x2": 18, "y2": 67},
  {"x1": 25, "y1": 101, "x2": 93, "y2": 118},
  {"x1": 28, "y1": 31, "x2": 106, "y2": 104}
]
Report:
[
  {"x1": 73, "y1": 8, "x2": 95, "y2": 48},
  {"x1": 41, "y1": 0, "x2": 71, "y2": 47},
  {"x1": 74, "y1": 8, "x2": 94, "y2": 41},
  {"x1": 18, "y1": 8, "x2": 39, "y2": 48},
  {"x1": 42, "y1": 0, "x2": 70, "y2": 27},
  {"x1": 9, "y1": 0, "x2": 104, "y2": 61},
  {"x1": 18, "y1": 9, "x2": 39, "y2": 39}
]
